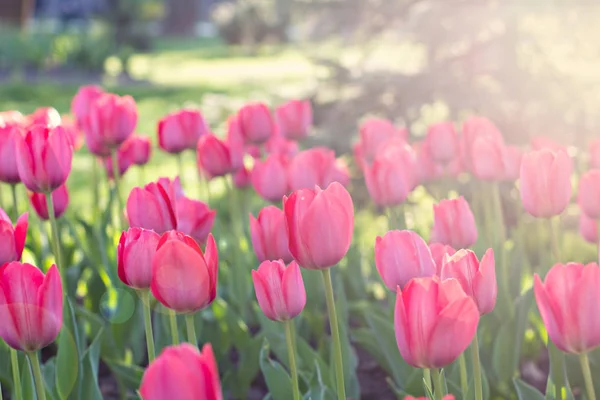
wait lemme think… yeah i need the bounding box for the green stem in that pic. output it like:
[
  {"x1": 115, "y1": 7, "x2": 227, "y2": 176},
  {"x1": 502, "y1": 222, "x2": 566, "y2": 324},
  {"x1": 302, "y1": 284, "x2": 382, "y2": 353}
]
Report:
[
  {"x1": 472, "y1": 333, "x2": 483, "y2": 400},
  {"x1": 185, "y1": 313, "x2": 197, "y2": 346},
  {"x1": 491, "y1": 182, "x2": 506, "y2": 244},
  {"x1": 92, "y1": 157, "x2": 100, "y2": 223},
  {"x1": 45, "y1": 193, "x2": 64, "y2": 288},
  {"x1": 548, "y1": 217, "x2": 561, "y2": 263},
  {"x1": 27, "y1": 351, "x2": 46, "y2": 400},
  {"x1": 10, "y1": 347, "x2": 22, "y2": 400},
  {"x1": 423, "y1": 368, "x2": 432, "y2": 396},
  {"x1": 321, "y1": 269, "x2": 346, "y2": 400},
  {"x1": 579, "y1": 352, "x2": 596, "y2": 400},
  {"x1": 387, "y1": 205, "x2": 406, "y2": 231},
  {"x1": 285, "y1": 320, "x2": 300, "y2": 400},
  {"x1": 111, "y1": 148, "x2": 126, "y2": 231},
  {"x1": 458, "y1": 352, "x2": 469, "y2": 398},
  {"x1": 10, "y1": 184, "x2": 18, "y2": 220},
  {"x1": 169, "y1": 309, "x2": 179, "y2": 345},
  {"x1": 432, "y1": 367, "x2": 444, "y2": 400},
  {"x1": 140, "y1": 291, "x2": 155, "y2": 362},
  {"x1": 481, "y1": 182, "x2": 495, "y2": 246}
]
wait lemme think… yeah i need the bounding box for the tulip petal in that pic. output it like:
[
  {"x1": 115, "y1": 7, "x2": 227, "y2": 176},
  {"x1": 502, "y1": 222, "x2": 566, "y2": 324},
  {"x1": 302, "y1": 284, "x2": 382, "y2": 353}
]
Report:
[
  {"x1": 36, "y1": 265, "x2": 63, "y2": 349},
  {"x1": 534, "y1": 273, "x2": 568, "y2": 352},
  {"x1": 284, "y1": 189, "x2": 317, "y2": 268},
  {"x1": 282, "y1": 261, "x2": 306, "y2": 319}
]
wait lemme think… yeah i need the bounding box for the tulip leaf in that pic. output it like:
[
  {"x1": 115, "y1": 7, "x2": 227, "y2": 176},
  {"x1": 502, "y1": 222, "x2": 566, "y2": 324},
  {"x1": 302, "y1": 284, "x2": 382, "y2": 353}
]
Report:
[
  {"x1": 79, "y1": 329, "x2": 105, "y2": 400},
  {"x1": 259, "y1": 339, "x2": 294, "y2": 400},
  {"x1": 56, "y1": 298, "x2": 82, "y2": 400},
  {"x1": 104, "y1": 360, "x2": 145, "y2": 390},
  {"x1": 301, "y1": 360, "x2": 335, "y2": 400},
  {"x1": 20, "y1": 354, "x2": 35, "y2": 400},
  {"x1": 42, "y1": 357, "x2": 59, "y2": 400},
  {"x1": 334, "y1": 278, "x2": 360, "y2": 398},
  {"x1": 513, "y1": 378, "x2": 546, "y2": 400}
]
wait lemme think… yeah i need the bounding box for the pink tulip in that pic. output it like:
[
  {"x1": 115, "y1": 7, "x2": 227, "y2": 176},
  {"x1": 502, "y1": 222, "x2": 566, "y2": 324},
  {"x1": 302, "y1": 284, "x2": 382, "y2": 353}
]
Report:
[
  {"x1": 0, "y1": 262, "x2": 62, "y2": 351},
  {"x1": 26, "y1": 107, "x2": 61, "y2": 129},
  {"x1": 121, "y1": 135, "x2": 152, "y2": 166},
  {"x1": 252, "y1": 260, "x2": 306, "y2": 321},
  {"x1": 394, "y1": 277, "x2": 479, "y2": 368},
  {"x1": 502, "y1": 145, "x2": 523, "y2": 181},
  {"x1": 287, "y1": 147, "x2": 347, "y2": 191},
  {"x1": 196, "y1": 134, "x2": 237, "y2": 179},
  {"x1": 140, "y1": 343, "x2": 222, "y2": 400},
  {"x1": 375, "y1": 230, "x2": 436, "y2": 290},
  {"x1": 87, "y1": 93, "x2": 138, "y2": 150},
  {"x1": 471, "y1": 136, "x2": 505, "y2": 181},
  {"x1": 151, "y1": 232, "x2": 218, "y2": 313},
  {"x1": 530, "y1": 136, "x2": 565, "y2": 152},
  {"x1": 118, "y1": 227, "x2": 160, "y2": 289},
  {"x1": 429, "y1": 243, "x2": 456, "y2": 276},
  {"x1": 431, "y1": 197, "x2": 477, "y2": 249},
  {"x1": 0, "y1": 111, "x2": 25, "y2": 126},
  {"x1": 29, "y1": 184, "x2": 69, "y2": 220},
  {"x1": 579, "y1": 212, "x2": 598, "y2": 244},
  {"x1": 250, "y1": 206, "x2": 293, "y2": 263},
  {"x1": 60, "y1": 115, "x2": 84, "y2": 151},
  {"x1": 157, "y1": 176, "x2": 184, "y2": 201},
  {"x1": 71, "y1": 85, "x2": 104, "y2": 131},
  {"x1": 589, "y1": 139, "x2": 600, "y2": 169},
  {"x1": 238, "y1": 102, "x2": 276, "y2": 144},
  {"x1": 158, "y1": 109, "x2": 209, "y2": 154},
  {"x1": 126, "y1": 182, "x2": 177, "y2": 234},
  {"x1": 364, "y1": 142, "x2": 417, "y2": 206},
  {"x1": 461, "y1": 116, "x2": 503, "y2": 172},
  {"x1": 424, "y1": 121, "x2": 459, "y2": 164},
  {"x1": 233, "y1": 166, "x2": 252, "y2": 188},
  {"x1": 441, "y1": 248, "x2": 496, "y2": 315},
  {"x1": 104, "y1": 150, "x2": 133, "y2": 180},
  {"x1": 284, "y1": 182, "x2": 354, "y2": 269},
  {"x1": 534, "y1": 263, "x2": 600, "y2": 354},
  {"x1": 519, "y1": 149, "x2": 572, "y2": 218},
  {"x1": 355, "y1": 118, "x2": 408, "y2": 165},
  {"x1": 16, "y1": 125, "x2": 73, "y2": 193},
  {"x1": 0, "y1": 125, "x2": 22, "y2": 184},
  {"x1": 0, "y1": 209, "x2": 28, "y2": 265},
  {"x1": 251, "y1": 153, "x2": 289, "y2": 202},
  {"x1": 578, "y1": 170, "x2": 600, "y2": 219},
  {"x1": 176, "y1": 197, "x2": 216, "y2": 245},
  {"x1": 225, "y1": 115, "x2": 246, "y2": 170},
  {"x1": 275, "y1": 99, "x2": 312, "y2": 140},
  {"x1": 265, "y1": 135, "x2": 299, "y2": 159}
]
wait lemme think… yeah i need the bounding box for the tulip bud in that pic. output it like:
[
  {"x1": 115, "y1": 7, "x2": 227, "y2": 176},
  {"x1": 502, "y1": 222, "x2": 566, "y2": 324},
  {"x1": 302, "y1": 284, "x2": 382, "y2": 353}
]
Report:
[
  {"x1": 356, "y1": 118, "x2": 407, "y2": 165},
  {"x1": 287, "y1": 147, "x2": 348, "y2": 191},
  {"x1": 233, "y1": 166, "x2": 252, "y2": 188},
  {"x1": 429, "y1": 243, "x2": 456, "y2": 276},
  {"x1": 431, "y1": 197, "x2": 477, "y2": 249},
  {"x1": 579, "y1": 212, "x2": 598, "y2": 244},
  {"x1": 250, "y1": 206, "x2": 293, "y2": 263},
  {"x1": 423, "y1": 121, "x2": 459, "y2": 164},
  {"x1": 251, "y1": 153, "x2": 289, "y2": 202},
  {"x1": 0, "y1": 262, "x2": 63, "y2": 352},
  {"x1": 252, "y1": 260, "x2": 306, "y2": 321},
  {"x1": 275, "y1": 99, "x2": 312, "y2": 140},
  {"x1": 502, "y1": 145, "x2": 523, "y2": 181},
  {"x1": 0, "y1": 125, "x2": 22, "y2": 184},
  {"x1": 121, "y1": 135, "x2": 152, "y2": 166},
  {"x1": 0, "y1": 209, "x2": 28, "y2": 265},
  {"x1": 118, "y1": 228, "x2": 160, "y2": 289},
  {"x1": 104, "y1": 150, "x2": 133, "y2": 180},
  {"x1": 158, "y1": 109, "x2": 208, "y2": 154},
  {"x1": 265, "y1": 135, "x2": 299, "y2": 158},
  {"x1": 471, "y1": 136, "x2": 505, "y2": 181},
  {"x1": 71, "y1": 85, "x2": 104, "y2": 131},
  {"x1": 60, "y1": 115, "x2": 84, "y2": 151},
  {"x1": 238, "y1": 102, "x2": 276, "y2": 144},
  {"x1": 197, "y1": 134, "x2": 237, "y2": 179},
  {"x1": 87, "y1": 93, "x2": 138, "y2": 150},
  {"x1": 29, "y1": 184, "x2": 69, "y2": 220},
  {"x1": 461, "y1": 116, "x2": 503, "y2": 172},
  {"x1": 578, "y1": 169, "x2": 600, "y2": 219},
  {"x1": 176, "y1": 197, "x2": 216, "y2": 245},
  {"x1": 126, "y1": 182, "x2": 177, "y2": 234},
  {"x1": 151, "y1": 232, "x2": 218, "y2": 313}
]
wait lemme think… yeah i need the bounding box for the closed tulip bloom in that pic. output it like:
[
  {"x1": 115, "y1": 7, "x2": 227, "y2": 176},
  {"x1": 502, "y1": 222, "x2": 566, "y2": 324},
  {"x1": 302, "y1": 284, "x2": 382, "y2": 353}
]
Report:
[
  {"x1": 127, "y1": 182, "x2": 177, "y2": 234},
  {"x1": 118, "y1": 228, "x2": 160, "y2": 289},
  {"x1": 0, "y1": 111, "x2": 25, "y2": 126},
  {"x1": 413, "y1": 141, "x2": 443, "y2": 183},
  {"x1": 579, "y1": 212, "x2": 598, "y2": 244},
  {"x1": 158, "y1": 109, "x2": 208, "y2": 154},
  {"x1": 431, "y1": 197, "x2": 477, "y2": 249},
  {"x1": 0, "y1": 262, "x2": 62, "y2": 352},
  {"x1": 71, "y1": 85, "x2": 104, "y2": 130},
  {"x1": 233, "y1": 166, "x2": 252, "y2": 188},
  {"x1": 502, "y1": 145, "x2": 523, "y2": 181},
  {"x1": 375, "y1": 230, "x2": 436, "y2": 290},
  {"x1": 265, "y1": 135, "x2": 299, "y2": 159},
  {"x1": 151, "y1": 232, "x2": 218, "y2": 313},
  {"x1": 462, "y1": 116, "x2": 503, "y2": 172},
  {"x1": 395, "y1": 277, "x2": 479, "y2": 368},
  {"x1": 87, "y1": 93, "x2": 138, "y2": 149},
  {"x1": 534, "y1": 263, "x2": 600, "y2": 354},
  {"x1": 60, "y1": 115, "x2": 84, "y2": 151},
  {"x1": 197, "y1": 134, "x2": 237, "y2": 179},
  {"x1": 157, "y1": 176, "x2": 184, "y2": 201},
  {"x1": 284, "y1": 182, "x2": 354, "y2": 270},
  {"x1": 275, "y1": 99, "x2": 312, "y2": 140},
  {"x1": 16, "y1": 125, "x2": 73, "y2": 193},
  {"x1": 356, "y1": 118, "x2": 408, "y2": 164},
  {"x1": 0, "y1": 125, "x2": 22, "y2": 184},
  {"x1": 589, "y1": 139, "x2": 600, "y2": 169},
  {"x1": 250, "y1": 206, "x2": 293, "y2": 263},
  {"x1": 364, "y1": 142, "x2": 417, "y2": 207},
  {"x1": 441, "y1": 248, "x2": 496, "y2": 315},
  {"x1": 429, "y1": 243, "x2": 456, "y2": 276},
  {"x1": 330, "y1": 158, "x2": 350, "y2": 187},
  {"x1": 424, "y1": 121, "x2": 459, "y2": 164},
  {"x1": 29, "y1": 184, "x2": 69, "y2": 220},
  {"x1": 176, "y1": 197, "x2": 216, "y2": 245},
  {"x1": 26, "y1": 107, "x2": 61, "y2": 129},
  {"x1": 104, "y1": 150, "x2": 133, "y2": 180},
  {"x1": 0, "y1": 209, "x2": 28, "y2": 265},
  {"x1": 238, "y1": 102, "x2": 276, "y2": 144},
  {"x1": 251, "y1": 153, "x2": 289, "y2": 202},
  {"x1": 287, "y1": 147, "x2": 346, "y2": 191},
  {"x1": 252, "y1": 260, "x2": 306, "y2": 321},
  {"x1": 471, "y1": 136, "x2": 505, "y2": 181},
  {"x1": 121, "y1": 135, "x2": 152, "y2": 166},
  {"x1": 225, "y1": 114, "x2": 246, "y2": 170},
  {"x1": 578, "y1": 170, "x2": 600, "y2": 219},
  {"x1": 519, "y1": 149, "x2": 572, "y2": 218},
  {"x1": 140, "y1": 343, "x2": 222, "y2": 400}
]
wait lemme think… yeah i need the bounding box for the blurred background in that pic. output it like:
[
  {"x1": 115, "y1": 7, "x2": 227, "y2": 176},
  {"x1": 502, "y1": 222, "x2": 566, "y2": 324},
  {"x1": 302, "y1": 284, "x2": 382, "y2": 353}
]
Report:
[{"x1": 1, "y1": 0, "x2": 600, "y2": 151}]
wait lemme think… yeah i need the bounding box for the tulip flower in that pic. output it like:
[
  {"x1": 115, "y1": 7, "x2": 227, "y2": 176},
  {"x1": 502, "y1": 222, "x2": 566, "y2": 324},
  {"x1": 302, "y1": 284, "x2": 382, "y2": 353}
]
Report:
[
  {"x1": 71, "y1": 85, "x2": 104, "y2": 130},
  {"x1": 0, "y1": 124, "x2": 22, "y2": 184},
  {"x1": 238, "y1": 102, "x2": 276, "y2": 144},
  {"x1": 176, "y1": 197, "x2": 216, "y2": 245},
  {"x1": 140, "y1": 343, "x2": 222, "y2": 400},
  {"x1": 265, "y1": 135, "x2": 299, "y2": 159},
  {"x1": 0, "y1": 209, "x2": 28, "y2": 265},
  {"x1": 127, "y1": 182, "x2": 177, "y2": 234},
  {"x1": 104, "y1": 150, "x2": 133, "y2": 180},
  {"x1": 519, "y1": 149, "x2": 572, "y2": 218},
  {"x1": 158, "y1": 109, "x2": 209, "y2": 154},
  {"x1": 87, "y1": 92, "x2": 138, "y2": 150},
  {"x1": 16, "y1": 125, "x2": 73, "y2": 193},
  {"x1": 429, "y1": 243, "x2": 456, "y2": 276},
  {"x1": 60, "y1": 115, "x2": 84, "y2": 151},
  {"x1": 250, "y1": 206, "x2": 293, "y2": 263},
  {"x1": 252, "y1": 260, "x2": 306, "y2": 321},
  {"x1": 364, "y1": 142, "x2": 417, "y2": 207},
  {"x1": 151, "y1": 232, "x2": 218, "y2": 313},
  {"x1": 431, "y1": 197, "x2": 477, "y2": 249},
  {"x1": 471, "y1": 136, "x2": 505, "y2": 181},
  {"x1": 225, "y1": 114, "x2": 246, "y2": 170},
  {"x1": 375, "y1": 230, "x2": 436, "y2": 290},
  {"x1": 26, "y1": 107, "x2": 61, "y2": 129},
  {"x1": 284, "y1": 182, "x2": 354, "y2": 270},
  {"x1": 461, "y1": 116, "x2": 503, "y2": 172},
  {"x1": 0, "y1": 262, "x2": 62, "y2": 352},
  {"x1": 589, "y1": 139, "x2": 600, "y2": 169},
  {"x1": 579, "y1": 212, "x2": 598, "y2": 244},
  {"x1": 355, "y1": 118, "x2": 408, "y2": 165},
  {"x1": 502, "y1": 145, "x2": 523, "y2": 181},
  {"x1": 287, "y1": 147, "x2": 348, "y2": 192},
  {"x1": 121, "y1": 135, "x2": 152, "y2": 166},
  {"x1": 0, "y1": 110, "x2": 24, "y2": 126},
  {"x1": 441, "y1": 249, "x2": 496, "y2": 315},
  {"x1": 578, "y1": 170, "x2": 600, "y2": 219},
  {"x1": 29, "y1": 184, "x2": 69, "y2": 221},
  {"x1": 423, "y1": 121, "x2": 459, "y2": 164},
  {"x1": 251, "y1": 153, "x2": 289, "y2": 202},
  {"x1": 118, "y1": 227, "x2": 160, "y2": 289},
  {"x1": 197, "y1": 134, "x2": 238, "y2": 179},
  {"x1": 275, "y1": 99, "x2": 312, "y2": 140},
  {"x1": 233, "y1": 166, "x2": 252, "y2": 188},
  {"x1": 157, "y1": 176, "x2": 184, "y2": 201},
  {"x1": 394, "y1": 277, "x2": 479, "y2": 368}
]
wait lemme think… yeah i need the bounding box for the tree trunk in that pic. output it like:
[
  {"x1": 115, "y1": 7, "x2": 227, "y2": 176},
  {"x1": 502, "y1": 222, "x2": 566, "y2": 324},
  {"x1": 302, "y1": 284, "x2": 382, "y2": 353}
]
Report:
[{"x1": 163, "y1": 0, "x2": 200, "y2": 36}]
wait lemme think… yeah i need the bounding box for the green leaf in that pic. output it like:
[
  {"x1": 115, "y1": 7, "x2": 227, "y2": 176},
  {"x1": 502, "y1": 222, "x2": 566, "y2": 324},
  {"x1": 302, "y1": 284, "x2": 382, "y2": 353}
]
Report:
[
  {"x1": 105, "y1": 360, "x2": 145, "y2": 390},
  {"x1": 80, "y1": 329, "x2": 105, "y2": 400},
  {"x1": 334, "y1": 279, "x2": 360, "y2": 398},
  {"x1": 259, "y1": 339, "x2": 294, "y2": 400},
  {"x1": 301, "y1": 360, "x2": 335, "y2": 400},
  {"x1": 42, "y1": 357, "x2": 59, "y2": 400},
  {"x1": 56, "y1": 298, "x2": 81, "y2": 400},
  {"x1": 514, "y1": 378, "x2": 546, "y2": 400},
  {"x1": 20, "y1": 354, "x2": 35, "y2": 400}
]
